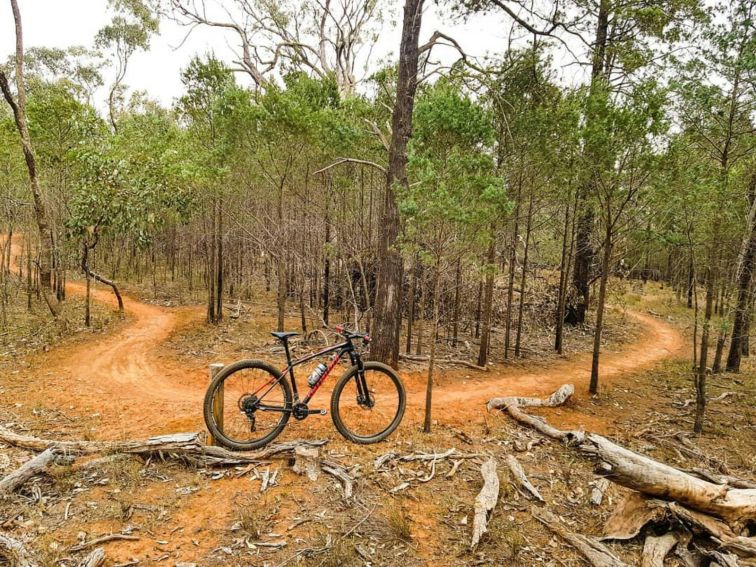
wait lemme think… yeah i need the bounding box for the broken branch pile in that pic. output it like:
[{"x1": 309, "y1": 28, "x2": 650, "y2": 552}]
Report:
[{"x1": 487, "y1": 385, "x2": 756, "y2": 566}]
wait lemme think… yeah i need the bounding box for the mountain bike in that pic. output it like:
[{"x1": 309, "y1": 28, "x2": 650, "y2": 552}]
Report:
[{"x1": 203, "y1": 325, "x2": 406, "y2": 450}]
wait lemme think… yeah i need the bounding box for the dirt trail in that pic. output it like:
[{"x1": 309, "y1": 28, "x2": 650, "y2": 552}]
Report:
[
  {"x1": 426, "y1": 309, "x2": 683, "y2": 408},
  {"x1": 10, "y1": 274, "x2": 684, "y2": 440}
]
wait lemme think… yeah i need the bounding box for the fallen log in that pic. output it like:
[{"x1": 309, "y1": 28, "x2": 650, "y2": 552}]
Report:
[
  {"x1": 487, "y1": 385, "x2": 581, "y2": 442},
  {"x1": 0, "y1": 447, "x2": 57, "y2": 494},
  {"x1": 0, "y1": 427, "x2": 327, "y2": 467},
  {"x1": 0, "y1": 534, "x2": 36, "y2": 567},
  {"x1": 489, "y1": 385, "x2": 756, "y2": 528},
  {"x1": 582, "y1": 434, "x2": 756, "y2": 527},
  {"x1": 532, "y1": 508, "x2": 630, "y2": 567},
  {"x1": 471, "y1": 457, "x2": 499, "y2": 548}
]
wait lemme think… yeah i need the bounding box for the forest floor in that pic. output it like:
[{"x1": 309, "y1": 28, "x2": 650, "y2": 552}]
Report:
[{"x1": 1, "y1": 267, "x2": 754, "y2": 565}]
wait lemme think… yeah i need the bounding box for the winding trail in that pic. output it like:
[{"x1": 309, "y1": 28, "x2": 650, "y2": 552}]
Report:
[
  {"x1": 7, "y1": 236, "x2": 684, "y2": 439},
  {"x1": 13, "y1": 286, "x2": 683, "y2": 440}
]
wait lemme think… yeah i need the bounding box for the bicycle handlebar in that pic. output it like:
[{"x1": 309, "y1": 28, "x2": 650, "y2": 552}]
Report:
[{"x1": 334, "y1": 324, "x2": 371, "y2": 343}]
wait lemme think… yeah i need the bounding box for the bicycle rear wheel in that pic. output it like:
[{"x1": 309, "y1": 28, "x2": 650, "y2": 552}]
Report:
[
  {"x1": 331, "y1": 362, "x2": 406, "y2": 444},
  {"x1": 204, "y1": 360, "x2": 291, "y2": 451}
]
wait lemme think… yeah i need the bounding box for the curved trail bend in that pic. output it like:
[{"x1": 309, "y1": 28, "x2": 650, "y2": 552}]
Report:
[{"x1": 16, "y1": 266, "x2": 684, "y2": 439}]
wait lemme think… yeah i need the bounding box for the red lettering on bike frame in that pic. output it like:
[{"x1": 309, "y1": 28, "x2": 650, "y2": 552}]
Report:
[{"x1": 305, "y1": 351, "x2": 342, "y2": 398}]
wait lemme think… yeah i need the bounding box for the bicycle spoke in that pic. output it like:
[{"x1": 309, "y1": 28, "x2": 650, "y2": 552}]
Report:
[{"x1": 216, "y1": 366, "x2": 287, "y2": 444}]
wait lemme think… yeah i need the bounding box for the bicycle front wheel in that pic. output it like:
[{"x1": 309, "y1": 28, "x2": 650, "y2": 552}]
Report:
[
  {"x1": 331, "y1": 362, "x2": 406, "y2": 444},
  {"x1": 204, "y1": 360, "x2": 291, "y2": 451}
]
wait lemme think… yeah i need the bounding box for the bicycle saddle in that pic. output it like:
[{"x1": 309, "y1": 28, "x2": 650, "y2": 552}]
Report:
[{"x1": 271, "y1": 331, "x2": 299, "y2": 341}]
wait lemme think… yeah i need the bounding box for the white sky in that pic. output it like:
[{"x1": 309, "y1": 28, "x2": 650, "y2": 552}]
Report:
[{"x1": 0, "y1": 1, "x2": 583, "y2": 110}]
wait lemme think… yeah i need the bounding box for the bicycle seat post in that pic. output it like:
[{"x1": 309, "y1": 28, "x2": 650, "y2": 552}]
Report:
[{"x1": 281, "y1": 336, "x2": 293, "y2": 366}]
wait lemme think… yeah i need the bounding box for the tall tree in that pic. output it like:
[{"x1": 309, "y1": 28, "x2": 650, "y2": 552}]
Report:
[
  {"x1": 370, "y1": 0, "x2": 424, "y2": 368},
  {"x1": 0, "y1": 0, "x2": 60, "y2": 316}
]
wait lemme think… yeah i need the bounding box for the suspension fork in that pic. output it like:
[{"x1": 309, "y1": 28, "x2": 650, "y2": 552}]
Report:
[{"x1": 349, "y1": 350, "x2": 373, "y2": 407}]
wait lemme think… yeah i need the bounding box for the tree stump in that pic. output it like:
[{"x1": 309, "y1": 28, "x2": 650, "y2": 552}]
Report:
[{"x1": 293, "y1": 446, "x2": 321, "y2": 481}]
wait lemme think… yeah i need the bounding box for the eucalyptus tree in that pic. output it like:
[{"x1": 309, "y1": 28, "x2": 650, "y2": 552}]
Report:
[
  {"x1": 160, "y1": 0, "x2": 386, "y2": 97},
  {"x1": 68, "y1": 104, "x2": 193, "y2": 322},
  {"x1": 370, "y1": 0, "x2": 425, "y2": 368},
  {"x1": 672, "y1": 0, "x2": 755, "y2": 430},
  {"x1": 457, "y1": 0, "x2": 704, "y2": 326},
  {"x1": 0, "y1": 0, "x2": 61, "y2": 316},
  {"x1": 96, "y1": 0, "x2": 158, "y2": 131},
  {"x1": 586, "y1": 79, "x2": 667, "y2": 394},
  {"x1": 178, "y1": 55, "x2": 241, "y2": 323},
  {"x1": 402, "y1": 79, "x2": 504, "y2": 432}
]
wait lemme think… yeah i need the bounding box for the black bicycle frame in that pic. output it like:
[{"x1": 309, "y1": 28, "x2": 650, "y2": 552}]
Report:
[{"x1": 252, "y1": 337, "x2": 369, "y2": 411}]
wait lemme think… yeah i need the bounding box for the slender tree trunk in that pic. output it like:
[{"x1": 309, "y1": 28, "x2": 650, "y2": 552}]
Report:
[
  {"x1": 570, "y1": 0, "x2": 610, "y2": 325},
  {"x1": 504, "y1": 181, "x2": 522, "y2": 359},
  {"x1": 277, "y1": 260, "x2": 286, "y2": 332},
  {"x1": 371, "y1": 0, "x2": 424, "y2": 368},
  {"x1": 416, "y1": 267, "x2": 426, "y2": 356},
  {"x1": 589, "y1": 230, "x2": 612, "y2": 395},
  {"x1": 406, "y1": 254, "x2": 418, "y2": 354},
  {"x1": 322, "y1": 192, "x2": 331, "y2": 326},
  {"x1": 515, "y1": 192, "x2": 534, "y2": 357},
  {"x1": 0, "y1": 0, "x2": 59, "y2": 317},
  {"x1": 206, "y1": 202, "x2": 216, "y2": 324},
  {"x1": 712, "y1": 329, "x2": 726, "y2": 374},
  {"x1": 555, "y1": 192, "x2": 575, "y2": 353},
  {"x1": 452, "y1": 257, "x2": 461, "y2": 347},
  {"x1": 726, "y1": 172, "x2": 756, "y2": 371},
  {"x1": 477, "y1": 238, "x2": 496, "y2": 367},
  {"x1": 695, "y1": 266, "x2": 714, "y2": 434},
  {"x1": 687, "y1": 250, "x2": 695, "y2": 308},
  {"x1": 26, "y1": 243, "x2": 32, "y2": 311},
  {"x1": 474, "y1": 278, "x2": 482, "y2": 339},
  {"x1": 215, "y1": 199, "x2": 223, "y2": 322},
  {"x1": 423, "y1": 257, "x2": 441, "y2": 434}
]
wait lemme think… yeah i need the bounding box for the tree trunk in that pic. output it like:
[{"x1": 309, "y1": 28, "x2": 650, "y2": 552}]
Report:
[
  {"x1": 589, "y1": 231, "x2": 612, "y2": 394},
  {"x1": 0, "y1": 0, "x2": 60, "y2": 317},
  {"x1": 406, "y1": 254, "x2": 418, "y2": 354},
  {"x1": 695, "y1": 266, "x2": 714, "y2": 434},
  {"x1": 215, "y1": 198, "x2": 223, "y2": 322},
  {"x1": 371, "y1": 0, "x2": 424, "y2": 368},
  {"x1": 477, "y1": 238, "x2": 496, "y2": 367},
  {"x1": 423, "y1": 258, "x2": 441, "y2": 433},
  {"x1": 452, "y1": 257, "x2": 461, "y2": 347},
  {"x1": 726, "y1": 172, "x2": 756, "y2": 372},
  {"x1": 277, "y1": 259, "x2": 286, "y2": 332},
  {"x1": 515, "y1": 192, "x2": 534, "y2": 357},
  {"x1": 570, "y1": 0, "x2": 610, "y2": 325},
  {"x1": 556, "y1": 192, "x2": 576, "y2": 353},
  {"x1": 504, "y1": 180, "x2": 522, "y2": 359}
]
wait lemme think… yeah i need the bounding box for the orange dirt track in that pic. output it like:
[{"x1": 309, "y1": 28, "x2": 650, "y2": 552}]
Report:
[{"x1": 12, "y1": 280, "x2": 684, "y2": 442}]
